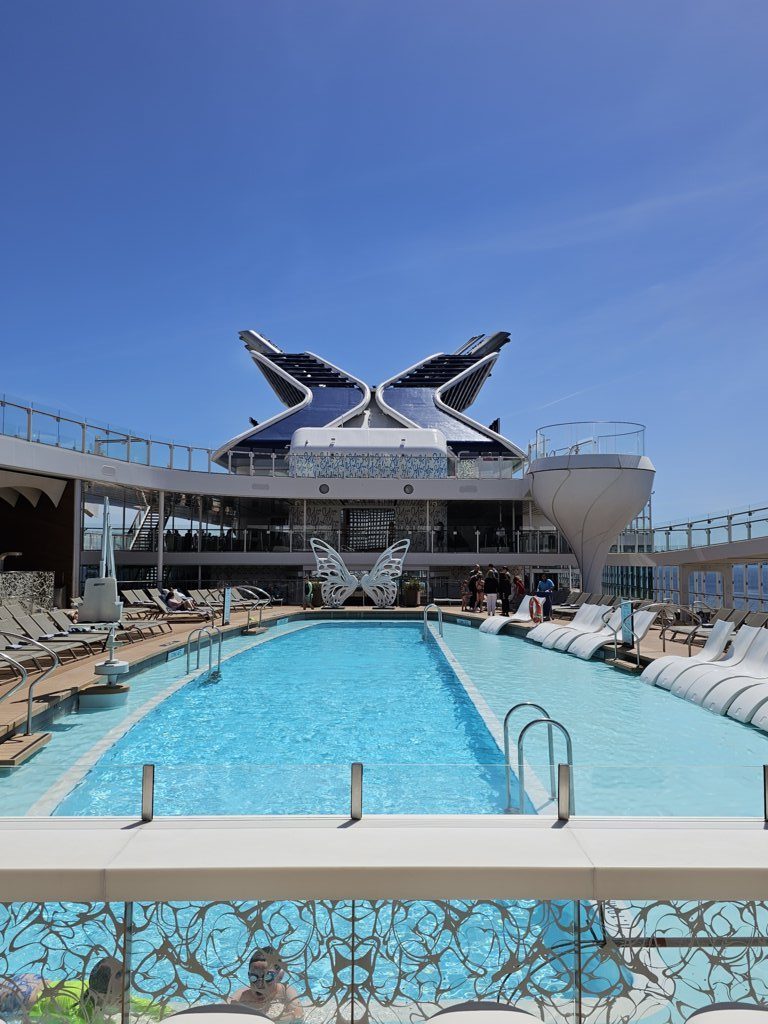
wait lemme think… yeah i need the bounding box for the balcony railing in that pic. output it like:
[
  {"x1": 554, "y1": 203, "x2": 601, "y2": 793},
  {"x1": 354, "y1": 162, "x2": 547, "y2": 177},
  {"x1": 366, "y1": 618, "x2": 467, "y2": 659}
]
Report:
[
  {"x1": 652, "y1": 503, "x2": 768, "y2": 552},
  {"x1": 532, "y1": 421, "x2": 646, "y2": 459},
  {"x1": 0, "y1": 395, "x2": 525, "y2": 481}
]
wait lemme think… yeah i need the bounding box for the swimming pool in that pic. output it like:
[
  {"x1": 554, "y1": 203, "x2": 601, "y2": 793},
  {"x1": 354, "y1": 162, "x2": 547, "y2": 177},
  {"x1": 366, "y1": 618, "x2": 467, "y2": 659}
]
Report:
[
  {"x1": 5, "y1": 618, "x2": 768, "y2": 817},
  {"x1": 55, "y1": 621, "x2": 511, "y2": 816}
]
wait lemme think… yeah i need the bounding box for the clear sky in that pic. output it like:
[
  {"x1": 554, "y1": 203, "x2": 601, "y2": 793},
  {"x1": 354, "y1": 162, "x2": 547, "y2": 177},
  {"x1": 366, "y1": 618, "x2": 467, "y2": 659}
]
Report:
[{"x1": 1, "y1": 1, "x2": 766, "y2": 522}]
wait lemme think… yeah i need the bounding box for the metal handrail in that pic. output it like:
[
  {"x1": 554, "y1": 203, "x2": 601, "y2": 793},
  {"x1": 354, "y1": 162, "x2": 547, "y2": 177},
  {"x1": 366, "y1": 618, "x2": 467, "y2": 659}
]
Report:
[
  {"x1": 422, "y1": 603, "x2": 443, "y2": 639},
  {"x1": 517, "y1": 717, "x2": 574, "y2": 815},
  {"x1": 0, "y1": 631, "x2": 61, "y2": 734},
  {"x1": 185, "y1": 625, "x2": 222, "y2": 676},
  {"x1": 502, "y1": 702, "x2": 555, "y2": 813}
]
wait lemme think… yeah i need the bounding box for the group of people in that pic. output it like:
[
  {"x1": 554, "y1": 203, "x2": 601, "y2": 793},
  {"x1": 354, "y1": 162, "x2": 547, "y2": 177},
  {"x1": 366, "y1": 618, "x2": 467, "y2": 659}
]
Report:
[
  {"x1": 460, "y1": 568, "x2": 556, "y2": 620},
  {"x1": 461, "y1": 565, "x2": 526, "y2": 616},
  {"x1": 0, "y1": 947, "x2": 304, "y2": 1024}
]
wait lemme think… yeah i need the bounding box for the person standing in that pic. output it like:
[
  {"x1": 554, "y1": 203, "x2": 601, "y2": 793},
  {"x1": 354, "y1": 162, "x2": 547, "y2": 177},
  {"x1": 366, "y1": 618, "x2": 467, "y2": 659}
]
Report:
[
  {"x1": 512, "y1": 575, "x2": 526, "y2": 611},
  {"x1": 536, "y1": 574, "x2": 555, "y2": 621},
  {"x1": 467, "y1": 565, "x2": 480, "y2": 611},
  {"x1": 484, "y1": 564, "x2": 499, "y2": 616},
  {"x1": 498, "y1": 567, "x2": 512, "y2": 616}
]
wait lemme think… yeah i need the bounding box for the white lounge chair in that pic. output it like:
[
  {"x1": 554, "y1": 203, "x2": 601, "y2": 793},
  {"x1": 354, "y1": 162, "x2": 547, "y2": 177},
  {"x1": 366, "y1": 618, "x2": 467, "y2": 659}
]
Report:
[
  {"x1": 570, "y1": 606, "x2": 661, "y2": 663},
  {"x1": 552, "y1": 607, "x2": 621, "y2": 654},
  {"x1": 508, "y1": 595, "x2": 537, "y2": 623},
  {"x1": 565, "y1": 607, "x2": 624, "y2": 658},
  {"x1": 430, "y1": 1001, "x2": 535, "y2": 1022},
  {"x1": 686, "y1": 1004, "x2": 768, "y2": 1023},
  {"x1": 535, "y1": 605, "x2": 603, "y2": 648},
  {"x1": 726, "y1": 678, "x2": 768, "y2": 723},
  {"x1": 692, "y1": 630, "x2": 768, "y2": 714},
  {"x1": 526, "y1": 602, "x2": 597, "y2": 643},
  {"x1": 641, "y1": 620, "x2": 735, "y2": 687},
  {"x1": 668, "y1": 626, "x2": 762, "y2": 699},
  {"x1": 167, "y1": 1005, "x2": 270, "y2": 1023}
]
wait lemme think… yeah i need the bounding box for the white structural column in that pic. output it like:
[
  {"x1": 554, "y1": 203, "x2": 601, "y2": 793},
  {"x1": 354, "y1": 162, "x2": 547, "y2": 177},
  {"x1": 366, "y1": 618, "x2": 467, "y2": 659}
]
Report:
[
  {"x1": 157, "y1": 489, "x2": 165, "y2": 585},
  {"x1": 528, "y1": 454, "x2": 655, "y2": 594}
]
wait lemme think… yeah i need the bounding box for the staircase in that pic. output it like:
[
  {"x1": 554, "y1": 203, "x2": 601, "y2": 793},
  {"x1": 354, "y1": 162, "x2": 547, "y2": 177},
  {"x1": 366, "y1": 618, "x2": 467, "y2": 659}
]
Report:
[{"x1": 130, "y1": 509, "x2": 160, "y2": 551}]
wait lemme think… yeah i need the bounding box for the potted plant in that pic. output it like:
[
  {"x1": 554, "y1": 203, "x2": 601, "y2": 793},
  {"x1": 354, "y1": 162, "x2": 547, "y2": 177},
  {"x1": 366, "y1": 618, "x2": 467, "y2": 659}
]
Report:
[{"x1": 402, "y1": 577, "x2": 422, "y2": 607}]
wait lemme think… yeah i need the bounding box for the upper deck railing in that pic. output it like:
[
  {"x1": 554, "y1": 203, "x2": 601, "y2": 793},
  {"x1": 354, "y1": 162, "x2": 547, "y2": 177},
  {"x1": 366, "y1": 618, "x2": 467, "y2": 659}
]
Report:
[
  {"x1": 0, "y1": 395, "x2": 524, "y2": 480},
  {"x1": 652, "y1": 503, "x2": 768, "y2": 551},
  {"x1": 532, "y1": 421, "x2": 646, "y2": 459}
]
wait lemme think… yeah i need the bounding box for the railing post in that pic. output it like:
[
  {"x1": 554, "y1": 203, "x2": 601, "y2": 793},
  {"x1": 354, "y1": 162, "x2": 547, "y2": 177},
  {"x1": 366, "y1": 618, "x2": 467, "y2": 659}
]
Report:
[
  {"x1": 557, "y1": 763, "x2": 571, "y2": 821},
  {"x1": 26, "y1": 406, "x2": 32, "y2": 441},
  {"x1": 350, "y1": 762, "x2": 363, "y2": 820},
  {"x1": 121, "y1": 901, "x2": 134, "y2": 1024},
  {"x1": 141, "y1": 763, "x2": 155, "y2": 822}
]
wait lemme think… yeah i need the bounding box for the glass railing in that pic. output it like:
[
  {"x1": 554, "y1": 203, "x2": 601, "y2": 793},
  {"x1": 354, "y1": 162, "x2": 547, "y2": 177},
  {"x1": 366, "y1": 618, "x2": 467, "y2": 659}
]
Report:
[
  {"x1": 532, "y1": 421, "x2": 646, "y2": 459},
  {"x1": 7, "y1": 760, "x2": 768, "y2": 821},
  {"x1": 653, "y1": 503, "x2": 768, "y2": 551},
  {"x1": 0, "y1": 394, "x2": 526, "y2": 481},
  {"x1": 1, "y1": 897, "x2": 767, "y2": 1024}
]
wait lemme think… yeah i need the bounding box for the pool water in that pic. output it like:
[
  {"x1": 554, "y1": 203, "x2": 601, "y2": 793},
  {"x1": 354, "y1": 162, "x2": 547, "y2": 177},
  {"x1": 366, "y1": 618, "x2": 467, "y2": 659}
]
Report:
[
  {"x1": 5, "y1": 617, "x2": 768, "y2": 817},
  {"x1": 56, "y1": 622, "x2": 510, "y2": 816},
  {"x1": 440, "y1": 622, "x2": 768, "y2": 816}
]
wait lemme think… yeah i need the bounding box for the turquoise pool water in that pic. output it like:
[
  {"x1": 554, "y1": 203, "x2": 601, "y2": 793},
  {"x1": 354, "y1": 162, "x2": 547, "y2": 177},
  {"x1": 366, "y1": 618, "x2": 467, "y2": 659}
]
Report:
[
  {"x1": 55, "y1": 622, "x2": 510, "y2": 816},
  {"x1": 5, "y1": 618, "x2": 768, "y2": 817}
]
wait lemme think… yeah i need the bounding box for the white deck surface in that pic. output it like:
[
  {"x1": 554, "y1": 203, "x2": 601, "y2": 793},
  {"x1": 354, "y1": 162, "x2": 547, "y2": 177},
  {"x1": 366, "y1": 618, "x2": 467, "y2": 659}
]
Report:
[{"x1": 2, "y1": 815, "x2": 768, "y2": 902}]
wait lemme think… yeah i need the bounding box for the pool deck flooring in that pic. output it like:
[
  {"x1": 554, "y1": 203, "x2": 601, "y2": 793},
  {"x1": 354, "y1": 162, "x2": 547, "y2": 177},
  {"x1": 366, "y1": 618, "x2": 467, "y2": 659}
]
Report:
[{"x1": 0, "y1": 603, "x2": 694, "y2": 756}]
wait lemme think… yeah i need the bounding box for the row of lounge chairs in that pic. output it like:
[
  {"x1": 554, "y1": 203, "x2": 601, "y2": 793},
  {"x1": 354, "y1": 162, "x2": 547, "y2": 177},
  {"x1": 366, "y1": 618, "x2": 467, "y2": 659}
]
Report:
[
  {"x1": 527, "y1": 602, "x2": 661, "y2": 662},
  {"x1": 121, "y1": 586, "x2": 272, "y2": 623},
  {"x1": 0, "y1": 599, "x2": 174, "y2": 679},
  {"x1": 641, "y1": 619, "x2": 768, "y2": 732},
  {"x1": 551, "y1": 591, "x2": 621, "y2": 617}
]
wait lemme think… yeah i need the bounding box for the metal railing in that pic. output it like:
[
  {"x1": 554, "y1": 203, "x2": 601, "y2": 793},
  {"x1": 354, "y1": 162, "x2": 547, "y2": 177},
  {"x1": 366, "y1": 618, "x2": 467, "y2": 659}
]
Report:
[
  {"x1": 652, "y1": 503, "x2": 768, "y2": 552},
  {"x1": 0, "y1": 632, "x2": 61, "y2": 734},
  {"x1": 0, "y1": 395, "x2": 525, "y2": 481},
  {"x1": 503, "y1": 702, "x2": 556, "y2": 813},
  {"x1": 422, "y1": 603, "x2": 444, "y2": 640},
  {"x1": 532, "y1": 421, "x2": 645, "y2": 459},
  {"x1": 516, "y1": 717, "x2": 574, "y2": 815},
  {"x1": 185, "y1": 625, "x2": 222, "y2": 677}
]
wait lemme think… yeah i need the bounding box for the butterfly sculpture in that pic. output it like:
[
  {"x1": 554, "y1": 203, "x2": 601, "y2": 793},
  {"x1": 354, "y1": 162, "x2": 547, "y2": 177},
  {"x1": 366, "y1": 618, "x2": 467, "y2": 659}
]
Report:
[{"x1": 309, "y1": 537, "x2": 411, "y2": 607}]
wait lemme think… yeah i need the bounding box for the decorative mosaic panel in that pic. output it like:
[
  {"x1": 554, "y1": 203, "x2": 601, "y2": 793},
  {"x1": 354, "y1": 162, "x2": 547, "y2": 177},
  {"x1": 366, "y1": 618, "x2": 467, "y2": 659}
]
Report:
[
  {"x1": 0, "y1": 571, "x2": 55, "y2": 611},
  {"x1": 2, "y1": 901, "x2": 768, "y2": 1024},
  {"x1": 289, "y1": 453, "x2": 448, "y2": 480}
]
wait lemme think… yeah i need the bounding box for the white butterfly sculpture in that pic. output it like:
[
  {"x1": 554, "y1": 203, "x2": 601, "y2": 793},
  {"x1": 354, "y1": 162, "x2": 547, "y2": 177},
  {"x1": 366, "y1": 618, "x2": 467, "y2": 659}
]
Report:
[{"x1": 309, "y1": 537, "x2": 411, "y2": 608}]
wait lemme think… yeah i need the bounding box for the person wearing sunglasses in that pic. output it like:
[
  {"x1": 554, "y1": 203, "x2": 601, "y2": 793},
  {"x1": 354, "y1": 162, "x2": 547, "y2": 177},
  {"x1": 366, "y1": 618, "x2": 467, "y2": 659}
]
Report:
[{"x1": 231, "y1": 947, "x2": 303, "y2": 1021}]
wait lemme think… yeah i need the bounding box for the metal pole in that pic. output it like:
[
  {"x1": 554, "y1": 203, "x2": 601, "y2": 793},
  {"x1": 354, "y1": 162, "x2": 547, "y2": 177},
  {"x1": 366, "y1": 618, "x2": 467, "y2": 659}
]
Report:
[
  {"x1": 763, "y1": 765, "x2": 768, "y2": 824},
  {"x1": 141, "y1": 763, "x2": 155, "y2": 822},
  {"x1": 121, "y1": 901, "x2": 134, "y2": 1024},
  {"x1": 574, "y1": 899, "x2": 583, "y2": 1024},
  {"x1": 156, "y1": 490, "x2": 165, "y2": 585},
  {"x1": 350, "y1": 762, "x2": 363, "y2": 820},
  {"x1": 557, "y1": 763, "x2": 571, "y2": 822}
]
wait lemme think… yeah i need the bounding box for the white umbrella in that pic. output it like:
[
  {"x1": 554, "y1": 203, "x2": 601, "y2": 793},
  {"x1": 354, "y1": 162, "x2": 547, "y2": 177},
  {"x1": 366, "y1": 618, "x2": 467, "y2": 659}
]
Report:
[{"x1": 99, "y1": 496, "x2": 116, "y2": 579}]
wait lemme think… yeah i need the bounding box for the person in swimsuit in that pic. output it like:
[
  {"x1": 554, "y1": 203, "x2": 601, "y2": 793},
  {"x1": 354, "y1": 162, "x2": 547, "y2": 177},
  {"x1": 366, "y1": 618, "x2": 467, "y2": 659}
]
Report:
[{"x1": 231, "y1": 947, "x2": 303, "y2": 1022}]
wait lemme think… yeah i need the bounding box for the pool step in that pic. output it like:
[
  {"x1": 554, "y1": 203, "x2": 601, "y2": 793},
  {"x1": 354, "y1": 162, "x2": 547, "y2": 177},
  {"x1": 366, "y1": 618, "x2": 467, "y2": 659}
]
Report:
[{"x1": 0, "y1": 732, "x2": 51, "y2": 767}]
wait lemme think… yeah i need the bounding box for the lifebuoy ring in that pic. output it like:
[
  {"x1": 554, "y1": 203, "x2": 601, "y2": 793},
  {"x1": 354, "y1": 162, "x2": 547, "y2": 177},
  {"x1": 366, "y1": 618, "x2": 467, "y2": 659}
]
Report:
[{"x1": 529, "y1": 596, "x2": 543, "y2": 624}]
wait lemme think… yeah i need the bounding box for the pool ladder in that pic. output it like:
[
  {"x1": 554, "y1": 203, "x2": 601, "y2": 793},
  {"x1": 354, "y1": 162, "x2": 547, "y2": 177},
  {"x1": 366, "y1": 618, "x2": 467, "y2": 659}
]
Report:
[
  {"x1": 186, "y1": 625, "x2": 223, "y2": 678},
  {"x1": 422, "y1": 603, "x2": 444, "y2": 640},
  {"x1": 503, "y1": 702, "x2": 575, "y2": 817}
]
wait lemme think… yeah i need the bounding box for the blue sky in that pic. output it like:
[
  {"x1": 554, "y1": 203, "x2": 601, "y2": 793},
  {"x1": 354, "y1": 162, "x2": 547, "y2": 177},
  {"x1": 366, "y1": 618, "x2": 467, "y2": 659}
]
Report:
[{"x1": 1, "y1": 1, "x2": 766, "y2": 521}]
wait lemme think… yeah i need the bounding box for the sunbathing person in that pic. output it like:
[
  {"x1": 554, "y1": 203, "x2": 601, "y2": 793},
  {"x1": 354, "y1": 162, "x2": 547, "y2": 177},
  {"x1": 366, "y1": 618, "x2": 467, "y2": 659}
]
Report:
[
  {"x1": 231, "y1": 947, "x2": 303, "y2": 1022},
  {"x1": 163, "y1": 588, "x2": 195, "y2": 612}
]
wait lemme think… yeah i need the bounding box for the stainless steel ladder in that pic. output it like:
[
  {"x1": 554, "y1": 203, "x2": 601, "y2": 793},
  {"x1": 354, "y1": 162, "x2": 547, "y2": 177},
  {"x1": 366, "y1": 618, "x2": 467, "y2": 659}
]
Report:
[
  {"x1": 503, "y1": 701, "x2": 574, "y2": 815},
  {"x1": 422, "y1": 602, "x2": 444, "y2": 639},
  {"x1": 185, "y1": 625, "x2": 222, "y2": 677}
]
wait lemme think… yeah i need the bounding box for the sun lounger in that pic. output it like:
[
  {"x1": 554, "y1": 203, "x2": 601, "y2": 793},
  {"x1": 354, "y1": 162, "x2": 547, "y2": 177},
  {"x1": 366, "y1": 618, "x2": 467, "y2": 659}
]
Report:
[
  {"x1": 571, "y1": 606, "x2": 661, "y2": 662},
  {"x1": 641, "y1": 620, "x2": 736, "y2": 687},
  {"x1": 685, "y1": 1002, "x2": 768, "y2": 1022},
  {"x1": 563, "y1": 607, "x2": 624, "y2": 657},
  {"x1": 540, "y1": 605, "x2": 606, "y2": 649},
  {"x1": 669, "y1": 627, "x2": 763, "y2": 699},
  {"x1": 2, "y1": 609, "x2": 99, "y2": 662},
  {"x1": 147, "y1": 590, "x2": 212, "y2": 622},
  {"x1": 656, "y1": 625, "x2": 760, "y2": 694},
  {"x1": 430, "y1": 1001, "x2": 535, "y2": 1022},
  {"x1": 690, "y1": 629, "x2": 768, "y2": 713},
  {"x1": 527, "y1": 603, "x2": 599, "y2": 644},
  {"x1": 548, "y1": 606, "x2": 620, "y2": 652}
]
